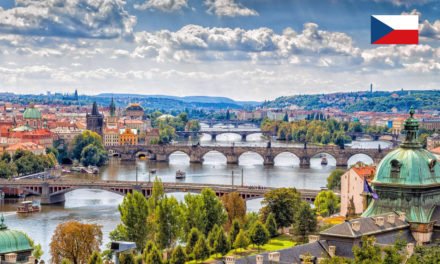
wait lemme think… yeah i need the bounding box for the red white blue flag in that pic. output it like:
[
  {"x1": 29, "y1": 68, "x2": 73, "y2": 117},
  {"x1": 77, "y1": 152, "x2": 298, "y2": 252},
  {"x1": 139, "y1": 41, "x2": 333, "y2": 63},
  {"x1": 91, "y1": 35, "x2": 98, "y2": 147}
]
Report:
[{"x1": 371, "y1": 15, "x2": 418, "y2": 44}]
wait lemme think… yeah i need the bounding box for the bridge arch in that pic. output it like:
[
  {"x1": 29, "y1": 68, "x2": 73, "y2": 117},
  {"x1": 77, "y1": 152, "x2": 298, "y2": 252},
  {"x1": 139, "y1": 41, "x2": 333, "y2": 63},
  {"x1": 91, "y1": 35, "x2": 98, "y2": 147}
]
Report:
[
  {"x1": 135, "y1": 151, "x2": 152, "y2": 159},
  {"x1": 238, "y1": 151, "x2": 264, "y2": 165},
  {"x1": 202, "y1": 150, "x2": 227, "y2": 164},
  {"x1": 310, "y1": 152, "x2": 337, "y2": 167},
  {"x1": 347, "y1": 154, "x2": 374, "y2": 167},
  {"x1": 273, "y1": 152, "x2": 300, "y2": 166},
  {"x1": 167, "y1": 150, "x2": 191, "y2": 164}
]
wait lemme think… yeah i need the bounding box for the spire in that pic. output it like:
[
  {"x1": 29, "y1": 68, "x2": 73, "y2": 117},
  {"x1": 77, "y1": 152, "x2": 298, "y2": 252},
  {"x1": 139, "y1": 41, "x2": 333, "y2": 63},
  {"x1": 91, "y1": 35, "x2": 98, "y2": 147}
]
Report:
[
  {"x1": 0, "y1": 214, "x2": 7, "y2": 229},
  {"x1": 401, "y1": 106, "x2": 421, "y2": 149},
  {"x1": 109, "y1": 98, "x2": 116, "y2": 116},
  {"x1": 91, "y1": 101, "x2": 99, "y2": 115}
]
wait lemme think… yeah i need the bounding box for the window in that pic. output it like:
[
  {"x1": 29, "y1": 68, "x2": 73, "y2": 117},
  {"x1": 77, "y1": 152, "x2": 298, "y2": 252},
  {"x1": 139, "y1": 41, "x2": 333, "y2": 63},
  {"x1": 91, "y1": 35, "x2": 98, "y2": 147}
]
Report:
[{"x1": 390, "y1": 159, "x2": 402, "y2": 178}]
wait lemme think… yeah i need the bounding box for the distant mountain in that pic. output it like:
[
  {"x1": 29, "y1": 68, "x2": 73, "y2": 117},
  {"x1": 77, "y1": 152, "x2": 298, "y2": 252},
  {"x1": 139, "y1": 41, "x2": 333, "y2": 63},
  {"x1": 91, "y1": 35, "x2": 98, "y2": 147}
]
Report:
[{"x1": 96, "y1": 93, "x2": 259, "y2": 109}]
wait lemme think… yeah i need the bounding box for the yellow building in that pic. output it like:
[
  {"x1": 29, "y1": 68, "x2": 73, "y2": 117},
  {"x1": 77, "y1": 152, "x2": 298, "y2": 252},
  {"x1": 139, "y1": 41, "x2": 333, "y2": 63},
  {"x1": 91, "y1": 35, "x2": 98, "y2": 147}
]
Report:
[{"x1": 119, "y1": 128, "x2": 138, "y2": 146}]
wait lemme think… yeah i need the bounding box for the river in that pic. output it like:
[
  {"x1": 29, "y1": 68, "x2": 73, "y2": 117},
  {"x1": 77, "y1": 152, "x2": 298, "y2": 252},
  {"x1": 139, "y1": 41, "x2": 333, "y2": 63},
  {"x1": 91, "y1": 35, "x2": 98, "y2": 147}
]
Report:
[{"x1": 0, "y1": 127, "x2": 392, "y2": 261}]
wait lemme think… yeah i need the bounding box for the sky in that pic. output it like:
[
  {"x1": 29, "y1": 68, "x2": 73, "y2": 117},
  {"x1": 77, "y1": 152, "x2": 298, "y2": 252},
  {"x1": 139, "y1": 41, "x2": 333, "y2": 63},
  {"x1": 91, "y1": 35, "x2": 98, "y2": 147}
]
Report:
[{"x1": 1, "y1": 0, "x2": 440, "y2": 101}]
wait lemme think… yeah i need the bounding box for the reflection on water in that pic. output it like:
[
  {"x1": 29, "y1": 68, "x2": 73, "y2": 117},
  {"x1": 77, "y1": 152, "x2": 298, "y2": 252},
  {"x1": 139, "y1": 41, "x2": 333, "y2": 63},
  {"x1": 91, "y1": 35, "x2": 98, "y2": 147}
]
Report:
[{"x1": 0, "y1": 133, "x2": 391, "y2": 261}]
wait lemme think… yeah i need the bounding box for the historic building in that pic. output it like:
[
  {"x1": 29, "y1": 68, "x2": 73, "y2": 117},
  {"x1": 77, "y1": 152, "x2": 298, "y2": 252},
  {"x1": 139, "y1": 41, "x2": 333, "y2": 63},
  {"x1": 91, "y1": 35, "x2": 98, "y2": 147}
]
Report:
[
  {"x1": 22, "y1": 103, "x2": 43, "y2": 129},
  {"x1": 0, "y1": 216, "x2": 34, "y2": 263},
  {"x1": 86, "y1": 101, "x2": 103, "y2": 136},
  {"x1": 106, "y1": 98, "x2": 118, "y2": 129},
  {"x1": 119, "y1": 128, "x2": 138, "y2": 146},
  {"x1": 124, "y1": 103, "x2": 144, "y2": 119},
  {"x1": 103, "y1": 128, "x2": 119, "y2": 146}
]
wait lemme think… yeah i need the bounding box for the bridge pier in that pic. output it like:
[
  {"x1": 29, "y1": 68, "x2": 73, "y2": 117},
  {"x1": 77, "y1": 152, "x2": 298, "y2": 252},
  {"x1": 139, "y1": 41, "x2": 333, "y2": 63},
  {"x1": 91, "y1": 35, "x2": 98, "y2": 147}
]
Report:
[
  {"x1": 263, "y1": 155, "x2": 275, "y2": 166},
  {"x1": 299, "y1": 157, "x2": 310, "y2": 167},
  {"x1": 190, "y1": 154, "x2": 204, "y2": 163},
  {"x1": 336, "y1": 157, "x2": 348, "y2": 167},
  {"x1": 241, "y1": 134, "x2": 247, "y2": 142},
  {"x1": 156, "y1": 153, "x2": 168, "y2": 162},
  {"x1": 121, "y1": 153, "x2": 135, "y2": 161},
  {"x1": 226, "y1": 154, "x2": 239, "y2": 164},
  {"x1": 211, "y1": 134, "x2": 217, "y2": 141},
  {"x1": 41, "y1": 182, "x2": 65, "y2": 204}
]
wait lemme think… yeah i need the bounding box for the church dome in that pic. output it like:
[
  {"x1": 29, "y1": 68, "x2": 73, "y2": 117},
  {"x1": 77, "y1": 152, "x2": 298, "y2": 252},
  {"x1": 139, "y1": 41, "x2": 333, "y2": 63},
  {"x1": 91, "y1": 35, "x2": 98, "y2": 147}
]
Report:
[
  {"x1": 23, "y1": 103, "x2": 42, "y2": 119},
  {"x1": 373, "y1": 107, "x2": 440, "y2": 186},
  {"x1": 0, "y1": 217, "x2": 33, "y2": 254}
]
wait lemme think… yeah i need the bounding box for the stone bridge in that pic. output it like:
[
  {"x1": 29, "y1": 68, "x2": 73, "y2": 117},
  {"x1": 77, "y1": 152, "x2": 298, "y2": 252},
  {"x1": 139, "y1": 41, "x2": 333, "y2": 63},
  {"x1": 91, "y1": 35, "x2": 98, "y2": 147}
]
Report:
[
  {"x1": 199, "y1": 119, "x2": 259, "y2": 128},
  {"x1": 175, "y1": 130, "x2": 273, "y2": 141},
  {"x1": 0, "y1": 179, "x2": 320, "y2": 204},
  {"x1": 107, "y1": 144, "x2": 391, "y2": 167},
  {"x1": 346, "y1": 132, "x2": 399, "y2": 141}
]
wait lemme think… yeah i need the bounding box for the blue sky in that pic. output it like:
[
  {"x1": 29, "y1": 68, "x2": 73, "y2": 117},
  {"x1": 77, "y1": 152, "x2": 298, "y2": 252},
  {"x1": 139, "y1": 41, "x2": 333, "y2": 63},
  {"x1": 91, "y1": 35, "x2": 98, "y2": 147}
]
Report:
[{"x1": 0, "y1": 0, "x2": 440, "y2": 100}]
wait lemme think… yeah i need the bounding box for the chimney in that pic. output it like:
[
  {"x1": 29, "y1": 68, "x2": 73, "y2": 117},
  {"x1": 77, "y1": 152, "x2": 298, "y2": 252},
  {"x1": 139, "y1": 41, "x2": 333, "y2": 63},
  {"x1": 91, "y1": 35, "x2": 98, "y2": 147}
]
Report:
[
  {"x1": 387, "y1": 214, "x2": 395, "y2": 224},
  {"x1": 329, "y1": 246, "x2": 336, "y2": 257},
  {"x1": 268, "y1": 252, "x2": 280, "y2": 262},
  {"x1": 407, "y1": 243, "x2": 414, "y2": 257},
  {"x1": 225, "y1": 256, "x2": 235, "y2": 264},
  {"x1": 308, "y1": 235, "x2": 319, "y2": 243},
  {"x1": 5, "y1": 253, "x2": 17, "y2": 263},
  {"x1": 256, "y1": 255, "x2": 264, "y2": 264},
  {"x1": 351, "y1": 221, "x2": 361, "y2": 232},
  {"x1": 375, "y1": 217, "x2": 384, "y2": 226},
  {"x1": 399, "y1": 212, "x2": 406, "y2": 222}
]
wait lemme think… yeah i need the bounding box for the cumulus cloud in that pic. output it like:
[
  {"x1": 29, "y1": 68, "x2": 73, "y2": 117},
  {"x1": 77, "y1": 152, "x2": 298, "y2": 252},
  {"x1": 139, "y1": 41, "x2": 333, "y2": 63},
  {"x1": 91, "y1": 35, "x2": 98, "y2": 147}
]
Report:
[
  {"x1": 0, "y1": 0, "x2": 136, "y2": 39},
  {"x1": 134, "y1": 0, "x2": 189, "y2": 12},
  {"x1": 205, "y1": 0, "x2": 258, "y2": 17},
  {"x1": 373, "y1": 0, "x2": 434, "y2": 7}
]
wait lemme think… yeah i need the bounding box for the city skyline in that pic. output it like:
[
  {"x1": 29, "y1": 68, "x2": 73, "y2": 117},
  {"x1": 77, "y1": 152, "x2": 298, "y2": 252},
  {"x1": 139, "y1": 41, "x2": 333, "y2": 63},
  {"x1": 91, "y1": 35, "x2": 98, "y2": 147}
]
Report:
[{"x1": 0, "y1": 0, "x2": 440, "y2": 100}]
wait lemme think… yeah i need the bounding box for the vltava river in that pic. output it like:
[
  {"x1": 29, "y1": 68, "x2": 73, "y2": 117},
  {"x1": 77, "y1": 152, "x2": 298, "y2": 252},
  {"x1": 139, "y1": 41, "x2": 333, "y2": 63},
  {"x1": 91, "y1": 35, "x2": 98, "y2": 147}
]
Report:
[{"x1": 0, "y1": 131, "x2": 392, "y2": 261}]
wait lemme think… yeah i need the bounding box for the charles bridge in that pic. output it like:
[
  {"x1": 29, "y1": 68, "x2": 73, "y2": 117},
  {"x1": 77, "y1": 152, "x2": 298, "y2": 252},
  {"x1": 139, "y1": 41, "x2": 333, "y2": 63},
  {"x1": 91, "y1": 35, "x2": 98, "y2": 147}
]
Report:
[
  {"x1": 198, "y1": 119, "x2": 258, "y2": 128},
  {"x1": 107, "y1": 144, "x2": 392, "y2": 167},
  {"x1": 0, "y1": 179, "x2": 321, "y2": 204},
  {"x1": 175, "y1": 130, "x2": 273, "y2": 141}
]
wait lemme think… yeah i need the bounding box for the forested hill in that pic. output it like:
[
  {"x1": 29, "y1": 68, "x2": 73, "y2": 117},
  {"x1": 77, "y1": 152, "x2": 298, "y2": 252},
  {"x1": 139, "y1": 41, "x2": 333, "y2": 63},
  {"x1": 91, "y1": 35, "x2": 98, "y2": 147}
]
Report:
[{"x1": 264, "y1": 90, "x2": 440, "y2": 112}]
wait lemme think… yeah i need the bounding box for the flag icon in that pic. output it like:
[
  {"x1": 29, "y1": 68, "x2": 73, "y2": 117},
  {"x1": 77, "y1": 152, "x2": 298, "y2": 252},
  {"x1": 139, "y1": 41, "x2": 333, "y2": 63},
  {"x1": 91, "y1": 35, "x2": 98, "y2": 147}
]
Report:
[{"x1": 371, "y1": 15, "x2": 418, "y2": 44}]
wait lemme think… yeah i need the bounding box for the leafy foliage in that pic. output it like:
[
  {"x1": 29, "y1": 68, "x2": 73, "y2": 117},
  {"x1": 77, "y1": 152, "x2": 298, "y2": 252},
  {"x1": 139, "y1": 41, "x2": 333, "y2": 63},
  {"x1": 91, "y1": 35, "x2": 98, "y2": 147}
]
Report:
[
  {"x1": 265, "y1": 213, "x2": 278, "y2": 238},
  {"x1": 260, "y1": 188, "x2": 301, "y2": 229},
  {"x1": 293, "y1": 202, "x2": 317, "y2": 242},
  {"x1": 221, "y1": 192, "x2": 246, "y2": 230},
  {"x1": 193, "y1": 235, "x2": 210, "y2": 262},
  {"x1": 170, "y1": 245, "x2": 186, "y2": 264},
  {"x1": 233, "y1": 230, "x2": 249, "y2": 252},
  {"x1": 326, "y1": 169, "x2": 345, "y2": 190},
  {"x1": 314, "y1": 190, "x2": 340, "y2": 217},
  {"x1": 87, "y1": 250, "x2": 103, "y2": 264},
  {"x1": 248, "y1": 221, "x2": 270, "y2": 251}
]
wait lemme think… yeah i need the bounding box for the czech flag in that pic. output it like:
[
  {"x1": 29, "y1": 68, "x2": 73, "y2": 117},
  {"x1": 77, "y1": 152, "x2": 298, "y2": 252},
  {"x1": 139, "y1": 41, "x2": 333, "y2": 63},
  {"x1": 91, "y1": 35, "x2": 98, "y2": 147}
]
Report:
[{"x1": 371, "y1": 15, "x2": 418, "y2": 44}]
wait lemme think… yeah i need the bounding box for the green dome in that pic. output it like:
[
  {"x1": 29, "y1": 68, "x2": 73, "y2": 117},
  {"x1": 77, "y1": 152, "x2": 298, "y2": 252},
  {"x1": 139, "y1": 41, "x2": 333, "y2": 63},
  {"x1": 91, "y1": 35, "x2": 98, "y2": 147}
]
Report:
[
  {"x1": 23, "y1": 103, "x2": 41, "y2": 119},
  {"x1": 373, "y1": 148, "x2": 440, "y2": 186},
  {"x1": 0, "y1": 230, "x2": 33, "y2": 254}
]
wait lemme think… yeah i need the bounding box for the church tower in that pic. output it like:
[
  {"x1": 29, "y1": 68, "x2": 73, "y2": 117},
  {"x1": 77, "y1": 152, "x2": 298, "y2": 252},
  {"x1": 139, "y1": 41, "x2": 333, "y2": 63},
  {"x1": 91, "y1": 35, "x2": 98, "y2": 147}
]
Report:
[
  {"x1": 106, "y1": 98, "x2": 118, "y2": 129},
  {"x1": 86, "y1": 101, "x2": 103, "y2": 135}
]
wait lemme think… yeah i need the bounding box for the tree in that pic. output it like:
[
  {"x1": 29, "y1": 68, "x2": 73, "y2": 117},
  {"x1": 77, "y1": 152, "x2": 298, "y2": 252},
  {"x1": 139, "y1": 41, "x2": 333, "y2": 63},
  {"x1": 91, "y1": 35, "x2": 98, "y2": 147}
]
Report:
[
  {"x1": 221, "y1": 192, "x2": 246, "y2": 229},
  {"x1": 233, "y1": 230, "x2": 249, "y2": 253},
  {"x1": 293, "y1": 202, "x2": 317, "y2": 242},
  {"x1": 146, "y1": 247, "x2": 162, "y2": 264},
  {"x1": 201, "y1": 188, "x2": 227, "y2": 236},
  {"x1": 88, "y1": 250, "x2": 103, "y2": 264},
  {"x1": 182, "y1": 193, "x2": 206, "y2": 238},
  {"x1": 148, "y1": 176, "x2": 165, "y2": 211},
  {"x1": 207, "y1": 224, "x2": 220, "y2": 251},
  {"x1": 70, "y1": 130, "x2": 106, "y2": 161},
  {"x1": 260, "y1": 188, "x2": 301, "y2": 229},
  {"x1": 80, "y1": 144, "x2": 107, "y2": 166},
  {"x1": 61, "y1": 259, "x2": 72, "y2": 264},
  {"x1": 193, "y1": 235, "x2": 210, "y2": 263},
  {"x1": 0, "y1": 151, "x2": 11, "y2": 163},
  {"x1": 170, "y1": 245, "x2": 186, "y2": 264},
  {"x1": 326, "y1": 169, "x2": 345, "y2": 190},
  {"x1": 244, "y1": 212, "x2": 259, "y2": 231},
  {"x1": 116, "y1": 191, "x2": 150, "y2": 249},
  {"x1": 24, "y1": 233, "x2": 43, "y2": 260},
  {"x1": 50, "y1": 221, "x2": 102, "y2": 264},
  {"x1": 0, "y1": 160, "x2": 17, "y2": 178},
  {"x1": 314, "y1": 191, "x2": 340, "y2": 217},
  {"x1": 186, "y1": 228, "x2": 200, "y2": 258},
  {"x1": 226, "y1": 110, "x2": 230, "y2": 120},
  {"x1": 214, "y1": 226, "x2": 230, "y2": 256},
  {"x1": 228, "y1": 219, "x2": 241, "y2": 248},
  {"x1": 119, "y1": 253, "x2": 136, "y2": 264},
  {"x1": 154, "y1": 196, "x2": 182, "y2": 250},
  {"x1": 265, "y1": 213, "x2": 278, "y2": 238},
  {"x1": 248, "y1": 221, "x2": 269, "y2": 251},
  {"x1": 407, "y1": 245, "x2": 440, "y2": 264},
  {"x1": 352, "y1": 236, "x2": 382, "y2": 264}
]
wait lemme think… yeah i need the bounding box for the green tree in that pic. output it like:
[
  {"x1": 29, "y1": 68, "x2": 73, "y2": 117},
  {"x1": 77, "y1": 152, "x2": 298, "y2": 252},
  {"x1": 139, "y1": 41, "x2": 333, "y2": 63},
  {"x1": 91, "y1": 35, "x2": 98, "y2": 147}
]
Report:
[
  {"x1": 326, "y1": 169, "x2": 345, "y2": 190},
  {"x1": 293, "y1": 202, "x2": 317, "y2": 242},
  {"x1": 228, "y1": 219, "x2": 241, "y2": 248},
  {"x1": 214, "y1": 226, "x2": 230, "y2": 257},
  {"x1": 170, "y1": 245, "x2": 186, "y2": 264},
  {"x1": 207, "y1": 224, "x2": 220, "y2": 251},
  {"x1": 116, "y1": 191, "x2": 150, "y2": 249},
  {"x1": 186, "y1": 228, "x2": 200, "y2": 258},
  {"x1": 119, "y1": 253, "x2": 136, "y2": 264},
  {"x1": 193, "y1": 235, "x2": 210, "y2": 263},
  {"x1": 201, "y1": 188, "x2": 227, "y2": 236},
  {"x1": 0, "y1": 160, "x2": 17, "y2": 178},
  {"x1": 244, "y1": 212, "x2": 259, "y2": 231},
  {"x1": 265, "y1": 213, "x2": 278, "y2": 238},
  {"x1": 80, "y1": 144, "x2": 107, "y2": 166},
  {"x1": 146, "y1": 247, "x2": 162, "y2": 264},
  {"x1": 0, "y1": 151, "x2": 11, "y2": 163},
  {"x1": 149, "y1": 176, "x2": 165, "y2": 211},
  {"x1": 260, "y1": 188, "x2": 301, "y2": 229},
  {"x1": 88, "y1": 250, "x2": 103, "y2": 264},
  {"x1": 154, "y1": 196, "x2": 182, "y2": 250},
  {"x1": 182, "y1": 193, "x2": 206, "y2": 239},
  {"x1": 314, "y1": 190, "x2": 340, "y2": 217},
  {"x1": 248, "y1": 221, "x2": 269, "y2": 251},
  {"x1": 70, "y1": 130, "x2": 106, "y2": 161},
  {"x1": 61, "y1": 259, "x2": 72, "y2": 264},
  {"x1": 352, "y1": 236, "x2": 382, "y2": 264},
  {"x1": 233, "y1": 230, "x2": 249, "y2": 253}
]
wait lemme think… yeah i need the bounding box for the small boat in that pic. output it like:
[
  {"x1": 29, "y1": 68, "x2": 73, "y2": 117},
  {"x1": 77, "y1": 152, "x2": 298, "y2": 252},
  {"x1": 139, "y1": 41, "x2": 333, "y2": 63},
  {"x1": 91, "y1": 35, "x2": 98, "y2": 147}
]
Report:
[
  {"x1": 150, "y1": 169, "x2": 156, "y2": 174},
  {"x1": 321, "y1": 157, "x2": 328, "y2": 165},
  {"x1": 71, "y1": 166, "x2": 85, "y2": 172},
  {"x1": 17, "y1": 201, "x2": 40, "y2": 213},
  {"x1": 176, "y1": 170, "x2": 186, "y2": 179}
]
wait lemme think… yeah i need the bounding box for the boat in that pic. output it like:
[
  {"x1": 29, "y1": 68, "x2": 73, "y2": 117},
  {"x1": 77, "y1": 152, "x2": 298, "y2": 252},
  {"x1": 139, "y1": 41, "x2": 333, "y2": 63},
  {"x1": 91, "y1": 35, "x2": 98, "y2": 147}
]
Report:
[
  {"x1": 17, "y1": 201, "x2": 40, "y2": 213},
  {"x1": 150, "y1": 169, "x2": 156, "y2": 174},
  {"x1": 321, "y1": 157, "x2": 328, "y2": 165},
  {"x1": 71, "y1": 166, "x2": 85, "y2": 172},
  {"x1": 176, "y1": 170, "x2": 186, "y2": 179}
]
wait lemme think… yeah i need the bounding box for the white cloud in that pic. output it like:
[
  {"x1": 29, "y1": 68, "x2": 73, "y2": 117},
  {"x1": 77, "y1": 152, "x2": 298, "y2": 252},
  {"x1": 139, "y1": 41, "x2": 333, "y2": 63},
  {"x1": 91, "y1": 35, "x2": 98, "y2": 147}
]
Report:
[
  {"x1": 0, "y1": 0, "x2": 136, "y2": 39},
  {"x1": 205, "y1": 0, "x2": 258, "y2": 17},
  {"x1": 134, "y1": 0, "x2": 189, "y2": 12},
  {"x1": 373, "y1": 0, "x2": 434, "y2": 7}
]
